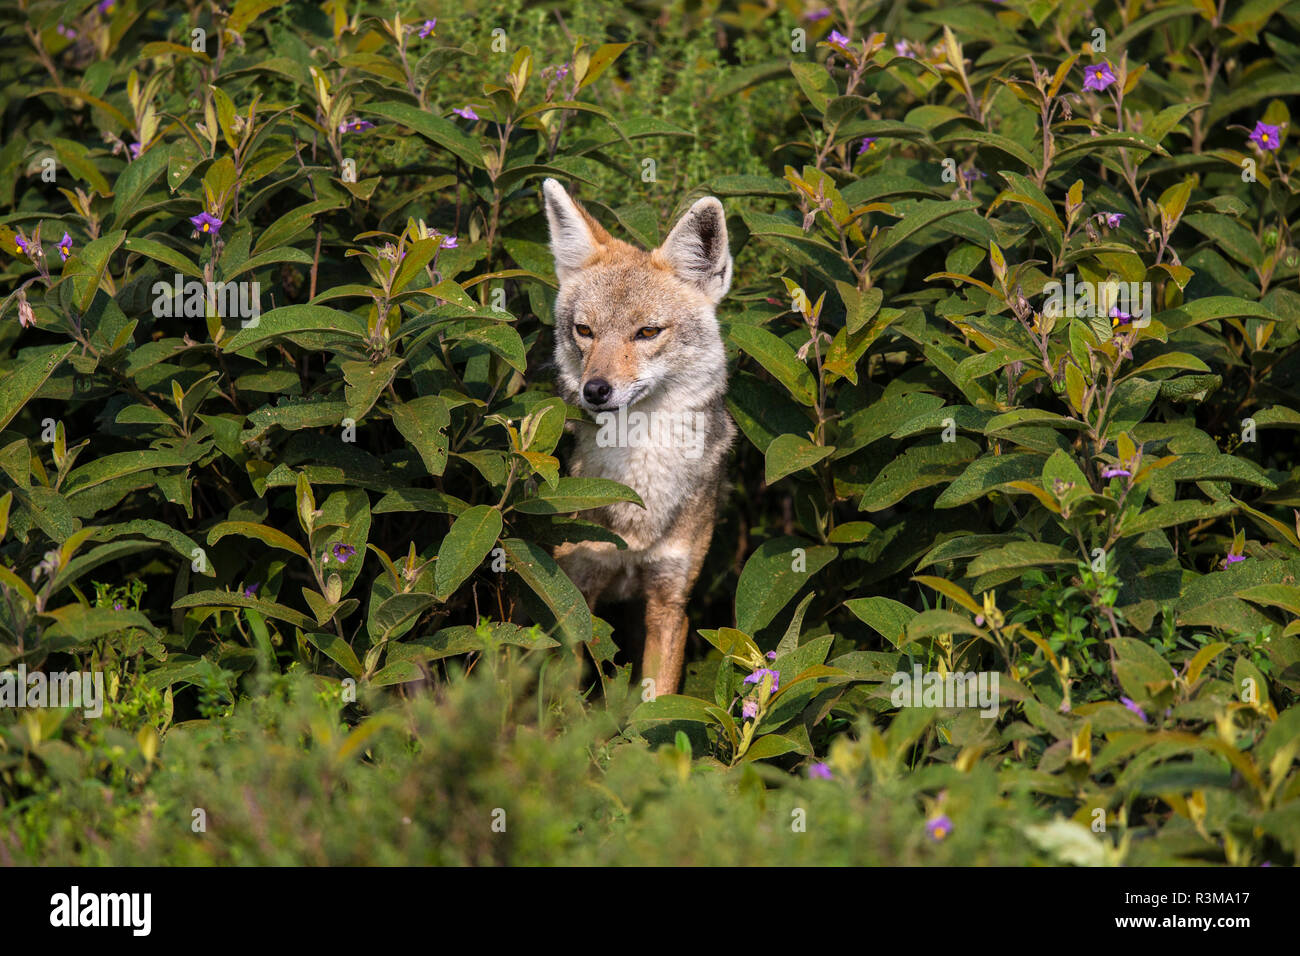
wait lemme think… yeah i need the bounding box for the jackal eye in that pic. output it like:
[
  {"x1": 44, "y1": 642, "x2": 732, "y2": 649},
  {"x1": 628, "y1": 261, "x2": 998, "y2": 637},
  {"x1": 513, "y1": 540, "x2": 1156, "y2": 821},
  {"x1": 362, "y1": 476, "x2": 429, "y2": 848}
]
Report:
[
  {"x1": 635, "y1": 326, "x2": 661, "y2": 340},
  {"x1": 574, "y1": 324, "x2": 593, "y2": 338}
]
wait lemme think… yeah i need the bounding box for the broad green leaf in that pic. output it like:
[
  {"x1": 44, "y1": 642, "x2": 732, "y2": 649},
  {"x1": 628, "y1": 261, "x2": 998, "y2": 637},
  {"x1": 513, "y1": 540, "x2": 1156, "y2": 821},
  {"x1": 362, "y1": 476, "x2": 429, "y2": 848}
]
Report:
[
  {"x1": 735, "y1": 537, "x2": 836, "y2": 634},
  {"x1": 0, "y1": 344, "x2": 75, "y2": 432},
  {"x1": 435, "y1": 505, "x2": 503, "y2": 600},
  {"x1": 729, "y1": 324, "x2": 816, "y2": 406}
]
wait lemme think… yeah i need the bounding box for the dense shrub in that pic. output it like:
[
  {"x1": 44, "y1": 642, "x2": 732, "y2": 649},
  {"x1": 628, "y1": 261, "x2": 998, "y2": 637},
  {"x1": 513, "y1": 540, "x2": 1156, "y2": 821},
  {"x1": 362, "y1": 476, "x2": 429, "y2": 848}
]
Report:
[{"x1": 1, "y1": 0, "x2": 1298, "y2": 864}]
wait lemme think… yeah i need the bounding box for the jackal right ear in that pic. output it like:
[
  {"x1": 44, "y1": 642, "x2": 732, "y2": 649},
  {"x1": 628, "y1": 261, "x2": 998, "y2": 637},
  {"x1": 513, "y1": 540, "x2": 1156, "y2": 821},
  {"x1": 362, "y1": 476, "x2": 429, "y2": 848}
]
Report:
[{"x1": 542, "y1": 178, "x2": 608, "y2": 282}]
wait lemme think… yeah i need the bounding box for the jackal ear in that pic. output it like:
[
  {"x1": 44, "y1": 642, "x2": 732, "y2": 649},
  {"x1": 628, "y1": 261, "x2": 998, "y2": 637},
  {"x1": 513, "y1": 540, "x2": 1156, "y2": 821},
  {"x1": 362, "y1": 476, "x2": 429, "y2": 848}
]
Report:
[
  {"x1": 542, "y1": 178, "x2": 609, "y2": 282},
  {"x1": 655, "y1": 196, "x2": 732, "y2": 304}
]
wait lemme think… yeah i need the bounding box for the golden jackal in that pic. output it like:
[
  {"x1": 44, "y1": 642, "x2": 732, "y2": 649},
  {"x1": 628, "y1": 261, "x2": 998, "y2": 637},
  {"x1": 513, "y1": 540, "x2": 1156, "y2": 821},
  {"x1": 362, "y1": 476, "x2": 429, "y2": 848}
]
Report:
[{"x1": 542, "y1": 178, "x2": 736, "y2": 695}]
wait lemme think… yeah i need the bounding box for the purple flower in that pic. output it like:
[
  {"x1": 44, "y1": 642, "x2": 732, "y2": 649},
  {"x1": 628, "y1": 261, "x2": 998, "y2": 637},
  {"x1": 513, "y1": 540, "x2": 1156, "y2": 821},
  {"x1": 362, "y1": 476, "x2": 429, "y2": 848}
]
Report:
[
  {"x1": 858, "y1": 137, "x2": 878, "y2": 155},
  {"x1": 807, "y1": 761, "x2": 833, "y2": 779},
  {"x1": 332, "y1": 542, "x2": 357, "y2": 564},
  {"x1": 961, "y1": 168, "x2": 986, "y2": 181},
  {"x1": 765, "y1": 650, "x2": 777, "y2": 660},
  {"x1": 926, "y1": 814, "x2": 953, "y2": 841},
  {"x1": 1110, "y1": 305, "x2": 1132, "y2": 327},
  {"x1": 804, "y1": 7, "x2": 832, "y2": 20},
  {"x1": 243, "y1": 582, "x2": 260, "y2": 598},
  {"x1": 14, "y1": 234, "x2": 30, "y2": 256},
  {"x1": 1120, "y1": 696, "x2": 1147, "y2": 722},
  {"x1": 1221, "y1": 553, "x2": 1246, "y2": 569},
  {"x1": 743, "y1": 668, "x2": 781, "y2": 692},
  {"x1": 57, "y1": 23, "x2": 77, "y2": 39},
  {"x1": 189, "y1": 211, "x2": 223, "y2": 237},
  {"x1": 97, "y1": 0, "x2": 115, "y2": 13},
  {"x1": 1082, "y1": 62, "x2": 1117, "y2": 92},
  {"x1": 113, "y1": 601, "x2": 123, "y2": 610},
  {"x1": 894, "y1": 40, "x2": 913, "y2": 58},
  {"x1": 129, "y1": 142, "x2": 143, "y2": 159},
  {"x1": 451, "y1": 105, "x2": 479, "y2": 121},
  {"x1": 554, "y1": 63, "x2": 570, "y2": 80},
  {"x1": 339, "y1": 118, "x2": 375, "y2": 134},
  {"x1": 440, "y1": 235, "x2": 458, "y2": 249},
  {"x1": 58, "y1": 232, "x2": 72, "y2": 261},
  {"x1": 826, "y1": 30, "x2": 850, "y2": 49},
  {"x1": 1103, "y1": 212, "x2": 1125, "y2": 228},
  {"x1": 1249, "y1": 121, "x2": 1282, "y2": 152},
  {"x1": 1101, "y1": 466, "x2": 1131, "y2": 479},
  {"x1": 417, "y1": 19, "x2": 437, "y2": 38},
  {"x1": 742, "y1": 699, "x2": 758, "y2": 719}
]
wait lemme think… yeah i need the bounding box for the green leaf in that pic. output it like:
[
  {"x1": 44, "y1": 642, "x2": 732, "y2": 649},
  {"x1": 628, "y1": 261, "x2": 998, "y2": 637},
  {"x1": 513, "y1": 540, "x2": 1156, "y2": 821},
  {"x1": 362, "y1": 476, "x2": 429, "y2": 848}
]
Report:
[
  {"x1": 206, "y1": 521, "x2": 309, "y2": 561},
  {"x1": 1183, "y1": 213, "x2": 1265, "y2": 270},
  {"x1": 63, "y1": 230, "x2": 125, "y2": 312},
  {"x1": 578, "y1": 42, "x2": 633, "y2": 89},
  {"x1": 173, "y1": 590, "x2": 314, "y2": 630},
  {"x1": 364, "y1": 101, "x2": 484, "y2": 169},
  {"x1": 870, "y1": 200, "x2": 979, "y2": 262},
  {"x1": 111, "y1": 147, "x2": 169, "y2": 224},
  {"x1": 966, "y1": 541, "x2": 1075, "y2": 576},
  {"x1": 221, "y1": 305, "x2": 368, "y2": 352},
  {"x1": 790, "y1": 60, "x2": 836, "y2": 114},
  {"x1": 435, "y1": 505, "x2": 503, "y2": 601},
  {"x1": 42, "y1": 605, "x2": 160, "y2": 646},
  {"x1": 0, "y1": 344, "x2": 75, "y2": 432},
  {"x1": 764, "y1": 433, "x2": 834, "y2": 483},
  {"x1": 64, "y1": 446, "x2": 204, "y2": 496},
  {"x1": 845, "y1": 597, "x2": 917, "y2": 648},
  {"x1": 512, "y1": 476, "x2": 643, "y2": 514},
  {"x1": 303, "y1": 630, "x2": 363, "y2": 678},
  {"x1": 735, "y1": 537, "x2": 836, "y2": 634},
  {"x1": 52, "y1": 138, "x2": 112, "y2": 197},
  {"x1": 934, "y1": 452, "x2": 1045, "y2": 508},
  {"x1": 729, "y1": 324, "x2": 816, "y2": 406},
  {"x1": 389, "y1": 396, "x2": 451, "y2": 477},
  {"x1": 858, "y1": 438, "x2": 979, "y2": 512},
  {"x1": 502, "y1": 538, "x2": 592, "y2": 646},
  {"x1": 124, "y1": 237, "x2": 203, "y2": 278},
  {"x1": 938, "y1": 130, "x2": 1037, "y2": 168},
  {"x1": 342, "y1": 357, "x2": 402, "y2": 422}
]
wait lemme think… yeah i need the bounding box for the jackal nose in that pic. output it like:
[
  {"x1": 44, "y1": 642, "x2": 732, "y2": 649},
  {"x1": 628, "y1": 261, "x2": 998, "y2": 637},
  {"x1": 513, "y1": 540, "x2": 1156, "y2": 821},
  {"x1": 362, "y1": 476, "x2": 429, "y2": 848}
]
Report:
[{"x1": 583, "y1": 378, "x2": 613, "y2": 405}]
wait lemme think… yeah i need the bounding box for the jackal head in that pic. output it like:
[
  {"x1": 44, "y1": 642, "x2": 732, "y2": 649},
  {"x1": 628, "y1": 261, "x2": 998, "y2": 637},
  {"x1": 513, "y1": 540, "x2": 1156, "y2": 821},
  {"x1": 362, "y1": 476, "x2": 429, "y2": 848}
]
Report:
[{"x1": 542, "y1": 178, "x2": 732, "y2": 413}]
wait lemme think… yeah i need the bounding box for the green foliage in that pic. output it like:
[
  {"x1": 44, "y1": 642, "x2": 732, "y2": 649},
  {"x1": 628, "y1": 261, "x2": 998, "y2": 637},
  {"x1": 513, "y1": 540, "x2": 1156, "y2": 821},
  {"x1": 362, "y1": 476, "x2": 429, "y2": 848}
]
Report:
[{"x1": 1, "y1": 0, "x2": 1298, "y2": 864}]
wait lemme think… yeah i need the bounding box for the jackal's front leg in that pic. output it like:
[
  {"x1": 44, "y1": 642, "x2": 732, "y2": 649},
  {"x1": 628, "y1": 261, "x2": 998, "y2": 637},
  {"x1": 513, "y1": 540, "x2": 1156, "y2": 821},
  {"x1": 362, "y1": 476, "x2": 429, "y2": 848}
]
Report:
[{"x1": 642, "y1": 588, "x2": 689, "y2": 697}]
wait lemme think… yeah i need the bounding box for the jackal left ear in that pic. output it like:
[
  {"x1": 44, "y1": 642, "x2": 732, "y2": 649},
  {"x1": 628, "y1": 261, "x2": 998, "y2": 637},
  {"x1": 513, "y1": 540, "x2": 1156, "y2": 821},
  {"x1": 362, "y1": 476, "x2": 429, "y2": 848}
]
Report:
[{"x1": 655, "y1": 197, "x2": 732, "y2": 304}]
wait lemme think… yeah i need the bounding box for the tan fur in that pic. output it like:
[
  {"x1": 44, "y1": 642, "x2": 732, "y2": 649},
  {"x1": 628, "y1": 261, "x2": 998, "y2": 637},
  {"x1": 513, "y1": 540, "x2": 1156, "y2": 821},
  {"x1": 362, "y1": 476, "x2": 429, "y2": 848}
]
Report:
[{"x1": 542, "y1": 179, "x2": 736, "y2": 695}]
